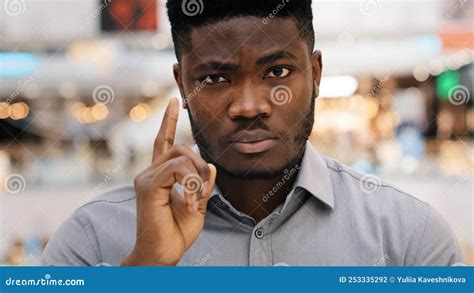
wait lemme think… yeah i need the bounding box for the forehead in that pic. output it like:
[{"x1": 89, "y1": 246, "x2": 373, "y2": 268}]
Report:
[{"x1": 183, "y1": 17, "x2": 307, "y2": 63}]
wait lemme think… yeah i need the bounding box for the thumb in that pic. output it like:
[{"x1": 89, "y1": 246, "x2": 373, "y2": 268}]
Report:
[{"x1": 197, "y1": 164, "x2": 217, "y2": 214}]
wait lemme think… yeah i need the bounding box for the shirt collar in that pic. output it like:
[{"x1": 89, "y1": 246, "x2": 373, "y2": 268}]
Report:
[
  {"x1": 293, "y1": 141, "x2": 335, "y2": 209},
  {"x1": 196, "y1": 141, "x2": 335, "y2": 210}
]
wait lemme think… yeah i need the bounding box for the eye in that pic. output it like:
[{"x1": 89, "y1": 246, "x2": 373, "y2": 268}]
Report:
[
  {"x1": 265, "y1": 67, "x2": 291, "y2": 78},
  {"x1": 201, "y1": 74, "x2": 228, "y2": 84}
]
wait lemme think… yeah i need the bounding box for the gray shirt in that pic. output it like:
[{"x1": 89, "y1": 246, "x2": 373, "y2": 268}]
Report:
[{"x1": 43, "y1": 142, "x2": 464, "y2": 266}]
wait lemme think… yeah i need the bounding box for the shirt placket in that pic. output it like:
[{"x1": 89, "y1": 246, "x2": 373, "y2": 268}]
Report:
[
  {"x1": 208, "y1": 191, "x2": 278, "y2": 266},
  {"x1": 249, "y1": 219, "x2": 274, "y2": 266}
]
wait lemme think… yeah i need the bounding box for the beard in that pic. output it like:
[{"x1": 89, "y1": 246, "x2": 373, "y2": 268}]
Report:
[{"x1": 188, "y1": 89, "x2": 316, "y2": 179}]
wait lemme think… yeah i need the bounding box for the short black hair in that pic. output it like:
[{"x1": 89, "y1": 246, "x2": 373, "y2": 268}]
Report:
[{"x1": 166, "y1": 0, "x2": 315, "y2": 61}]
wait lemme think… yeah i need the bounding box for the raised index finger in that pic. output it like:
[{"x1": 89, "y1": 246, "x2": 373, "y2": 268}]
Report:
[{"x1": 152, "y1": 97, "x2": 180, "y2": 162}]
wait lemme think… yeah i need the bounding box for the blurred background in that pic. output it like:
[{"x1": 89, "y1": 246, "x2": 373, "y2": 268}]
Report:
[{"x1": 0, "y1": 0, "x2": 472, "y2": 266}]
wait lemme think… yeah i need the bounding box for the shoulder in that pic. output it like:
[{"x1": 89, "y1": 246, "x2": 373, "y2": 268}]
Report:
[
  {"x1": 323, "y1": 156, "x2": 429, "y2": 212},
  {"x1": 79, "y1": 185, "x2": 136, "y2": 210},
  {"x1": 321, "y1": 157, "x2": 463, "y2": 265},
  {"x1": 73, "y1": 185, "x2": 136, "y2": 227},
  {"x1": 43, "y1": 186, "x2": 137, "y2": 266}
]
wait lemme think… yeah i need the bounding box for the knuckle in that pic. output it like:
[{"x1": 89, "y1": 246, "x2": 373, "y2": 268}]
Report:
[
  {"x1": 171, "y1": 156, "x2": 190, "y2": 168},
  {"x1": 133, "y1": 172, "x2": 144, "y2": 187},
  {"x1": 174, "y1": 144, "x2": 186, "y2": 152},
  {"x1": 133, "y1": 176, "x2": 140, "y2": 187},
  {"x1": 199, "y1": 163, "x2": 210, "y2": 179},
  {"x1": 153, "y1": 136, "x2": 161, "y2": 148},
  {"x1": 134, "y1": 176, "x2": 147, "y2": 196},
  {"x1": 172, "y1": 144, "x2": 189, "y2": 156}
]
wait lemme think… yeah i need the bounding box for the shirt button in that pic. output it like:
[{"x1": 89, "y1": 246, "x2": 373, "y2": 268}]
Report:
[{"x1": 255, "y1": 228, "x2": 264, "y2": 239}]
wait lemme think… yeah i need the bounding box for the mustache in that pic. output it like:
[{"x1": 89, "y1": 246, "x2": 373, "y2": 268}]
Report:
[
  {"x1": 231, "y1": 118, "x2": 272, "y2": 135},
  {"x1": 226, "y1": 117, "x2": 288, "y2": 143}
]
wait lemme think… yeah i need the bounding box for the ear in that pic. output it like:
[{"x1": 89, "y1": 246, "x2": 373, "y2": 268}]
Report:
[
  {"x1": 173, "y1": 63, "x2": 188, "y2": 109},
  {"x1": 311, "y1": 50, "x2": 323, "y2": 86}
]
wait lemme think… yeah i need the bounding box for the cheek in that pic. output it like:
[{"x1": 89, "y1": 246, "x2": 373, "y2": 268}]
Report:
[
  {"x1": 188, "y1": 99, "x2": 224, "y2": 140},
  {"x1": 189, "y1": 102, "x2": 209, "y2": 126},
  {"x1": 282, "y1": 82, "x2": 312, "y2": 122}
]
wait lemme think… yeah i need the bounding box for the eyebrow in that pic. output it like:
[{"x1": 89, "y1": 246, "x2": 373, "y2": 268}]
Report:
[
  {"x1": 256, "y1": 50, "x2": 298, "y2": 66},
  {"x1": 195, "y1": 61, "x2": 238, "y2": 72},
  {"x1": 193, "y1": 50, "x2": 298, "y2": 72}
]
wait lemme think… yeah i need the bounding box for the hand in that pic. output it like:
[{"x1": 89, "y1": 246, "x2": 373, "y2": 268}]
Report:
[{"x1": 121, "y1": 97, "x2": 217, "y2": 266}]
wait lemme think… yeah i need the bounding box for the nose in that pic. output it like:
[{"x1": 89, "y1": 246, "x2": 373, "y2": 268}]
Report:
[{"x1": 228, "y1": 81, "x2": 272, "y2": 120}]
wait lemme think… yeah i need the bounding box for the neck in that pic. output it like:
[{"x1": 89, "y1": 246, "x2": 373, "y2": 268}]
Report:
[{"x1": 215, "y1": 161, "x2": 301, "y2": 223}]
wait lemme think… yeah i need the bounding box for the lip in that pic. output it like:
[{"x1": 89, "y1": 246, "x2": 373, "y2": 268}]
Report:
[{"x1": 230, "y1": 130, "x2": 278, "y2": 154}]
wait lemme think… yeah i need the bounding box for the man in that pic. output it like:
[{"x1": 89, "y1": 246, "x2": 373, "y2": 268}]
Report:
[{"x1": 44, "y1": 0, "x2": 463, "y2": 266}]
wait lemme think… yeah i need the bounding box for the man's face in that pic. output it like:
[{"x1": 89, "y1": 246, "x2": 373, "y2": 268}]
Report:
[{"x1": 174, "y1": 16, "x2": 322, "y2": 178}]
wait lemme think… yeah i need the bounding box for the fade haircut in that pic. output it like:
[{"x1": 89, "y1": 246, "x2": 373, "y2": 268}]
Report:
[{"x1": 166, "y1": 0, "x2": 315, "y2": 61}]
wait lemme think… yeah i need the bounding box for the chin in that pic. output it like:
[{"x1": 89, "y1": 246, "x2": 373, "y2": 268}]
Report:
[
  {"x1": 216, "y1": 148, "x2": 292, "y2": 178},
  {"x1": 219, "y1": 164, "x2": 285, "y2": 179}
]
